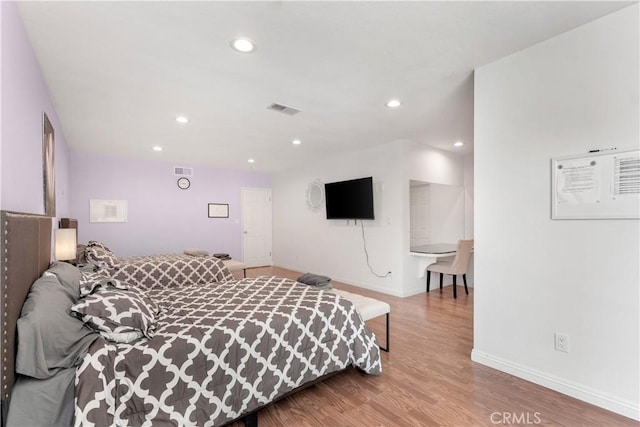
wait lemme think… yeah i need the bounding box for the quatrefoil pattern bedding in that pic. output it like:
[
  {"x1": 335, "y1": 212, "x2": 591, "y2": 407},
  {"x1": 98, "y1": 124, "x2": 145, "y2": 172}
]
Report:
[
  {"x1": 74, "y1": 276, "x2": 381, "y2": 426},
  {"x1": 97, "y1": 253, "x2": 235, "y2": 291},
  {"x1": 71, "y1": 289, "x2": 160, "y2": 343}
]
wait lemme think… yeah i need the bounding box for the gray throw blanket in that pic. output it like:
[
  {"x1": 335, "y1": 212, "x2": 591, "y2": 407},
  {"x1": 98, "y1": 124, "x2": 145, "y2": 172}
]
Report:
[{"x1": 297, "y1": 272, "x2": 332, "y2": 290}]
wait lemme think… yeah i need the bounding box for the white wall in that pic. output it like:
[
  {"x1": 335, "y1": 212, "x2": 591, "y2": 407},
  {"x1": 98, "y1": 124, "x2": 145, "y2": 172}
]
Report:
[
  {"x1": 473, "y1": 4, "x2": 639, "y2": 420},
  {"x1": 273, "y1": 141, "x2": 405, "y2": 296},
  {"x1": 273, "y1": 139, "x2": 471, "y2": 297},
  {"x1": 429, "y1": 183, "x2": 465, "y2": 244},
  {"x1": 405, "y1": 141, "x2": 465, "y2": 186}
]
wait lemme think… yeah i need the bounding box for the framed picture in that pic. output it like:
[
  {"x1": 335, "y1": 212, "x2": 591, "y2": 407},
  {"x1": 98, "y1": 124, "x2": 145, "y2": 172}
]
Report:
[
  {"x1": 89, "y1": 199, "x2": 128, "y2": 223},
  {"x1": 208, "y1": 203, "x2": 229, "y2": 218},
  {"x1": 42, "y1": 113, "x2": 56, "y2": 217}
]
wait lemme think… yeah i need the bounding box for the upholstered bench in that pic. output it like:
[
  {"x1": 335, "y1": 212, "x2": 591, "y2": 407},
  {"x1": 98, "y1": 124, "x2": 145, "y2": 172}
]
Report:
[
  {"x1": 222, "y1": 259, "x2": 247, "y2": 278},
  {"x1": 331, "y1": 289, "x2": 390, "y2": 352}
]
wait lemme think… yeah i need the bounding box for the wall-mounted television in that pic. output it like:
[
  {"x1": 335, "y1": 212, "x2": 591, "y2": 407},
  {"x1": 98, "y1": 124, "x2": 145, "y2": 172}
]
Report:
[{"x1": 325, "y1": 177, "x2": 375, "y2": 220}]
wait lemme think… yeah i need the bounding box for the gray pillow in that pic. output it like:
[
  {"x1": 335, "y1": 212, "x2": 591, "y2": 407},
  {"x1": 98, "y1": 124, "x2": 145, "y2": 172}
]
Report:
[
  {"x1": 46, "y1": 261, "x2": 82, "y2": 297},
  {"x1": 16, "y1": 273, "x2": 99, "y2": 379}
]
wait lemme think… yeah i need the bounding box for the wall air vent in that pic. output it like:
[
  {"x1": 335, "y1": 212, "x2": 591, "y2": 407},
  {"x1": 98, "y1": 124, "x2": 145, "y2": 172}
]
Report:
[
  {"x1": 174, "y1": 167, "x2": 193, "y2": 176},
  {"x1": 267, "y1": 103, "x2": 301, "y2": 116}
]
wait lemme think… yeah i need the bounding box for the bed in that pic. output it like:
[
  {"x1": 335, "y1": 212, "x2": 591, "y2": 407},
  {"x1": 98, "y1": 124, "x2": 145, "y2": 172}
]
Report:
[
  {"x1": 82, "y1": 241, "x2": 235, "y2": 291},
  {"x1": 0, "y1": 211, "x2": 382, "y2": 427}
]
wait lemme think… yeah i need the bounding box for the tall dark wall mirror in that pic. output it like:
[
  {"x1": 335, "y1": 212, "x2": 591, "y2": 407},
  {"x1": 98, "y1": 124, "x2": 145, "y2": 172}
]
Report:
[{"x1": 42, "y1": 113, "x2": 55, "y2": 217}]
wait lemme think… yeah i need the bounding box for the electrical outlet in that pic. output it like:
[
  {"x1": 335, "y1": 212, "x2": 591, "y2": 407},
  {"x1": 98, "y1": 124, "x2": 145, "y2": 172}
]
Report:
[{"x1": 554, "y1": 332, "x2": 569, "y2": 353}]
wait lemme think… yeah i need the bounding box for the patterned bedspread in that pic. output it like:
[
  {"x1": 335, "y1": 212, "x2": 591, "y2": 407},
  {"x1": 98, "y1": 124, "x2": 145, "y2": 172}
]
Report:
[
  {"x1": 107, "y1": 254, "x2": 234, "y2": 291},
  {"x1": 74, "y1": 276, "x2": 381, "y2": 426}
]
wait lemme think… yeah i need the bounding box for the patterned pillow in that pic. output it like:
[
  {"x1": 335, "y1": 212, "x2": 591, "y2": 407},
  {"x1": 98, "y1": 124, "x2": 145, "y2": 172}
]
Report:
[
  {"x1": 71, "y1": 289, "x2": 160, "y2": 343},
  {"x1": 88, "y1": 240, "x2": 113, "y2": 253},
  {"x1": 79, "y1": 271, "x2": 129, "y2": 297},
  {"x1": 85, "y1": 245, "x2": 119, "y2": 269}
]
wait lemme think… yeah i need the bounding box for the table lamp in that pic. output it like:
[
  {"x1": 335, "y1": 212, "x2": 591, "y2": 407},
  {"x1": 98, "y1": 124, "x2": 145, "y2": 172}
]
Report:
[{"x1": 55, "y1": 228, "x2": 77, "y2": 262}]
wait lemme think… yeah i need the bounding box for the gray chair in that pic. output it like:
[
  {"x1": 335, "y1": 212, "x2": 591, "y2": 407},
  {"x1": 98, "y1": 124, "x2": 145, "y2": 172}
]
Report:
[{"x1": 426, "y1": 239, "x2": 473, "y2": 299}]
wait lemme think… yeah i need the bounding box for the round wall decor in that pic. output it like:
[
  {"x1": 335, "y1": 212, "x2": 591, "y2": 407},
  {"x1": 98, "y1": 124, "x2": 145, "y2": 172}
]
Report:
[
  {"x1": 306, "y1": 180, "x2": 324, "y2": 212},
  {"x1": 177, "y1": 177, "x2": 191, "y2": 190}
]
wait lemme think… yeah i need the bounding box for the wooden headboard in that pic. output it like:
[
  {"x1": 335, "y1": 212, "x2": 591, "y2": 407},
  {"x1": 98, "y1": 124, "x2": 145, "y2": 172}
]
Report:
[{"x1": 0, "y1": 211, "x2": 52, "y2": 423}]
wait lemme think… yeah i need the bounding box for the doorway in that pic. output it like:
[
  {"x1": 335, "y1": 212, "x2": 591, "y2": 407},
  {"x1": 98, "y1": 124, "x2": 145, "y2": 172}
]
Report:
[{"x1": 240, "y1": 188, "x2": 273, "y2": 267}]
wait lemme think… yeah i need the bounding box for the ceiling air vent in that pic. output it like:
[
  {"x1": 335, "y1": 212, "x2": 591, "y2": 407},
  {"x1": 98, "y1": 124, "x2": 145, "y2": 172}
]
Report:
[
  {"x1": 267, "y1": 103, "x2": 301, "y2": 116},
  {"x1": 174, "y1": 166, "x2": 193, "y2": 176}
]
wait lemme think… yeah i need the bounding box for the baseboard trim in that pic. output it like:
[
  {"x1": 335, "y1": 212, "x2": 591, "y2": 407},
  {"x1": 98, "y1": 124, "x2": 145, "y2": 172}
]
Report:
[
  {"x1": 471, "y1": 349, "x2": 640, "y2": 421},
  {"x1": 403, "y1": 286, "x2": 427, "y2": 297}
]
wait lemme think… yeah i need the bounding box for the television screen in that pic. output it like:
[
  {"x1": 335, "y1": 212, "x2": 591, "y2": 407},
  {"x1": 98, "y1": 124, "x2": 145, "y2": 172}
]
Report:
[{"x1": 325, "y1": 177, "x2": 374, "y2": 220}]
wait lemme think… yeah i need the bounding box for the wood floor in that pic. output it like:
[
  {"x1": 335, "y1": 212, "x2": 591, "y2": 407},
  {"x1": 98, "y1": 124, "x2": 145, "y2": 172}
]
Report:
[{"x1": 229, "y1": 266, "x2": 637, "y2": 427}]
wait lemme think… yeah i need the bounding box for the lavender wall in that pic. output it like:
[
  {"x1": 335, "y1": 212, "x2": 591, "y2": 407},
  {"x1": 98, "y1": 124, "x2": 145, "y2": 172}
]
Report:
[
  {"x1": 70, "y1": 151, "x2": 270, "y2": 259},
  {"x1": 1, "y1": 1, "x2": 71, "y2": 217}
]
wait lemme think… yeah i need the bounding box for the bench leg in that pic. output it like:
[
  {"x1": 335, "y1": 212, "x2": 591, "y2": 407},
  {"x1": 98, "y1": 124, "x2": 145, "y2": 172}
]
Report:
[
  {"x1": 379, "y1": 313, "x2": 390, "y2": 352},
  {"x1": 426, "y1": 270, "x2": 431, "y2": 292},
  {"x1": 243, "y1": 411, "x2": 258, "y2": 427}
]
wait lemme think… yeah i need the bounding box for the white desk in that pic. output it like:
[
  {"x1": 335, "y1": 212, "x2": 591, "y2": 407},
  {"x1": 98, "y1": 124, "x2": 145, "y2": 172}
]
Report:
[{"x1": 410, "y1": 243, "x2": 456, "y2": 278}]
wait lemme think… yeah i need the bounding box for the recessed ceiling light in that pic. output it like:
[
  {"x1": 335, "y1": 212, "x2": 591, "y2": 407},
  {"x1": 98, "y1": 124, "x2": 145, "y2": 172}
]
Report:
[
  {"x1": 248, "y1": 158, "x2": 255, "y2": 164},
  {"x1": 176, "y1": 116, "x2": 189, "y2": 124},
  {"x1": 454, "y1": 141, "x2": 464, "y2": 147},
  {"x1": 153, "y1": 146, "x2": 163, "y2": 152},
  {"x1": 231, "y1": 38, "x2": 255, "y2": 53},
  {"x1": 292, "y1": 139, "x2": 302, "y2": 146},
  {"x1": 386, "y1": 99, "x2": 401, "y2": 108}
]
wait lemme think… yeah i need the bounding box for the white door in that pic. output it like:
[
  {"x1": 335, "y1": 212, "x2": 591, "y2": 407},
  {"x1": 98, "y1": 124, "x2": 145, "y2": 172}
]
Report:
[{"x1": 241, "y1": 188, "x2": 273, "y2": 267}]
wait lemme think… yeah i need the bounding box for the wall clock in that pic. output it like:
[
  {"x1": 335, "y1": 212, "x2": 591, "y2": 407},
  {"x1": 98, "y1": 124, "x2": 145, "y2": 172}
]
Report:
[{"x1": 177, "y1": 177, "x2": 191, "y2": 190}]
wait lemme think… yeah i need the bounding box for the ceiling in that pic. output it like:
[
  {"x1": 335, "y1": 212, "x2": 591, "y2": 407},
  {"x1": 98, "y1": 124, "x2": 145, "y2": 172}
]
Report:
[{"x1": 17, "y1": 1, "x2": 630, "y2": 173}]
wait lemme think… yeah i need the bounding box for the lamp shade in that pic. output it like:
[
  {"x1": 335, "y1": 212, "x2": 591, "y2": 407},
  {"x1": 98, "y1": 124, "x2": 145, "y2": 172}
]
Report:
[{"x1": 55, "y1": 228, "x2": 77, "y2": 261}]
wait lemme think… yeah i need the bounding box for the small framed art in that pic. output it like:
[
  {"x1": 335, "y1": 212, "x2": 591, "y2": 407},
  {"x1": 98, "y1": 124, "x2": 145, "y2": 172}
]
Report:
[{"x1": 208, "y1": 203, "x2": 229, "y2": 218}]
